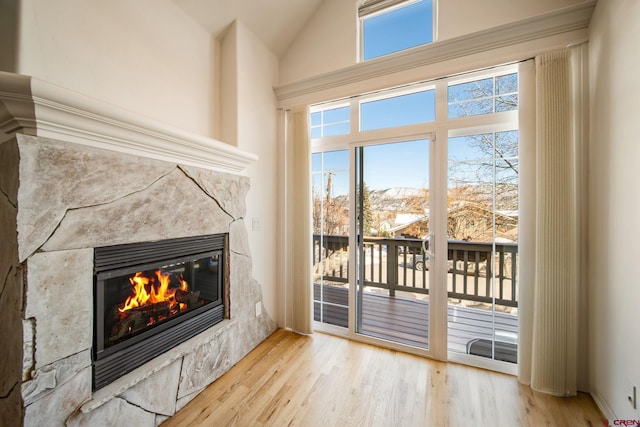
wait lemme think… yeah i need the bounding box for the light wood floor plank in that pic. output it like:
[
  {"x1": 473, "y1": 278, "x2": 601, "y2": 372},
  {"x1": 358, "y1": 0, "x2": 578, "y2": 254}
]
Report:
[{"x1": 162, "y1": 329, "x2": 603, "y2": 427}]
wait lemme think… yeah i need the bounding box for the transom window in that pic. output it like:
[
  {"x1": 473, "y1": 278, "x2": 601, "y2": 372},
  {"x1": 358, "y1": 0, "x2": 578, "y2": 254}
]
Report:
[
  {"x1": 310, "y1": 66, "x2": 518, "y2": 143},
  {"x1": 310, "y1": 104, "x2": 350, "y2": 138},
  {"x1": 360, "y1": 88, "x2": 435, "y2": 131},
  {"x1": 360, "y1": 0, "x2": 434, "y2": 61}
]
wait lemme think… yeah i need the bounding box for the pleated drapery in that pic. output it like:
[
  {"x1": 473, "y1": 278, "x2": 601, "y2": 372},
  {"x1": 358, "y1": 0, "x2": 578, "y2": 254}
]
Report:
[
  {"x1": 283, "y1": 107, "x2": 314, "y2": 335},
  {"x1": 518, "y1": 49, "x2": 580, "y2": 395}
]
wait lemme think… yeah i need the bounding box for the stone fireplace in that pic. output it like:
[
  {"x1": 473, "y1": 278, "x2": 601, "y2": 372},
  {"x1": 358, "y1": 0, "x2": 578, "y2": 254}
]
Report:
[{"x1": 0, "y1": 72, "x2": 276, "y2": 425}]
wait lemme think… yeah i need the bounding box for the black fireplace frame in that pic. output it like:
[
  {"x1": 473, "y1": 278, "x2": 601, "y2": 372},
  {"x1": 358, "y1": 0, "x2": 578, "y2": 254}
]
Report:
[{"x1": 92, "y1": 234, "x2": 228, "y2": 390}]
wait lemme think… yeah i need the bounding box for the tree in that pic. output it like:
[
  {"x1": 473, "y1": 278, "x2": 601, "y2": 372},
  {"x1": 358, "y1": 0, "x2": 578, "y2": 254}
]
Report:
[
  {"x1": 359, "y1": 182, "x2": 373, "y2": 236},
  {"x1": 447, "y1": 184, "x2": 494, "y2": 241},
  {"x1": 446, "y1": 73, "x2": 520, "y2": 242},
  {"x1": 313, "y1": 171, "x2": 349, "y2": 235},
  {"x1": 449, "y1": 75, "x2": 518, "y2": 176}
]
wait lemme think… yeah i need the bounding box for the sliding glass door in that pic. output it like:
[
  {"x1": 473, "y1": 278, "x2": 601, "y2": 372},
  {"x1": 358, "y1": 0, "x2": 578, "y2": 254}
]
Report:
[
  {"x1": 446, "y1": 131, "x2": 519, "y2": 367},
  {"x1": 312, "y1": 150, "x2": 350, "y2": 328},
  {"x1": 355, "y1": 139, "x2": 432, "y2": 349}
]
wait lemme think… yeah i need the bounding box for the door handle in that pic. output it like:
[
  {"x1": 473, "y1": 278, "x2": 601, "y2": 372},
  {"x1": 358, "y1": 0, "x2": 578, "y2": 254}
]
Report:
[{"x1": 422, "y1": 234, "x2": 434, "y2": 258}]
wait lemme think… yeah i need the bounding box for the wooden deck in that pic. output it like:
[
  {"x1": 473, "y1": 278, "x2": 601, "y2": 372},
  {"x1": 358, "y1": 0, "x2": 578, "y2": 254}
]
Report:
[{"x1": 314, "y1": 283, "x2": 518, "y2": 361}]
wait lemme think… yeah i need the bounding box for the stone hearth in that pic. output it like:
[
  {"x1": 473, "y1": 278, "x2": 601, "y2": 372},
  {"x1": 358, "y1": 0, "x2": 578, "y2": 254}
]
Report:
[{"x1": 0, "y1": 73, "x2": 276, "y2": 426}]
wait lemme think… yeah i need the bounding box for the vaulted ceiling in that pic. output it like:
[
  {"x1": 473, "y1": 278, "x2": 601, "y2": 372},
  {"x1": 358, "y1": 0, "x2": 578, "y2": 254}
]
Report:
[{"x1": 174, "y1": 0, "x2": 327, "y2": 57}]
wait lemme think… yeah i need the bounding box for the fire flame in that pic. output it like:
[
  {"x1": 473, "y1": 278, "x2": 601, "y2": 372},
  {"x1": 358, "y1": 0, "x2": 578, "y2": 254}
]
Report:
[{"x1": 118, "y1": 270, "x2": 189, "y2": 313}]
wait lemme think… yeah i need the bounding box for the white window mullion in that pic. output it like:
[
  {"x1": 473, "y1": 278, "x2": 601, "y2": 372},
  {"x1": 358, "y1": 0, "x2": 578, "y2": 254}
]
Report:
[
  {"x1": 447, "y1": 110, "x2": 519, "y2": 137},
  {"x1": 428, "y1": 79, "x2": 449, "y2": 361}
]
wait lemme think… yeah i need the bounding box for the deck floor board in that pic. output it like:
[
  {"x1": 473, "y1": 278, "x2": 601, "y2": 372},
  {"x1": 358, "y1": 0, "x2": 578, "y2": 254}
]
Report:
[{"x1": 314, "y1": 283, "x2": 518, "y2": 358}]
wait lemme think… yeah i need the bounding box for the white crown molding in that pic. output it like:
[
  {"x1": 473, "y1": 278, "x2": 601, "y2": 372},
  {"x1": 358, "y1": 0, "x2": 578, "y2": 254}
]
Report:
[
  {"x1": 0, "y1": 72, "x2": 258, "y2": 175},
  {"x1": 275, "y1": 1, "x2": 596, "y2": 103}
]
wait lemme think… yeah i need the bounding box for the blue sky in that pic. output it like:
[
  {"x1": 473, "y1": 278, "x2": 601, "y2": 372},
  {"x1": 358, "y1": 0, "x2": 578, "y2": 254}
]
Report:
[
  {"x1": 362, "y1": 140, "x2": 429, "y2": 190},
  {"x1": 361, "y1": 90, "x2": 435, "y2": 131},
  {"x1": 312, "y1": 139, "x2": 429, "y2": 196},
  {"x1": 312, "y1": 132, "x2": 519, "y2": 197}
]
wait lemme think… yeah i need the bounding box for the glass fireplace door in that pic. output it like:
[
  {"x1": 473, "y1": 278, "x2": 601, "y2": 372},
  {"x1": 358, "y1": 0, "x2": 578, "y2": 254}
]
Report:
[
  {"x1": 98, "y1": 253, "x2": 222, "y2": 351},
  {"x1": 93, "y1": 234, "x2": 226, "y2": 390}
]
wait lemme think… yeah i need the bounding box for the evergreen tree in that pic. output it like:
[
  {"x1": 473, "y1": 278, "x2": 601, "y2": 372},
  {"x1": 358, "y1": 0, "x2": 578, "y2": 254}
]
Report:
[{"x1": 360, "y1": 183, "x2": 373, "y2": 236}]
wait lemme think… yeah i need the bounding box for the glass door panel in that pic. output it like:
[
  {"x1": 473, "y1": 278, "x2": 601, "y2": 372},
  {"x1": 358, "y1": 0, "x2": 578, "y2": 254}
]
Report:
[
  {"x1": 355, "y1": 139, "x2": 431, "y2": 349},
  {"x1": 312, "y1": 150, "x2": 350, "y2": 327},
  {"x1": 446, "y1": 131, "x2": 519, "y2": 364}
]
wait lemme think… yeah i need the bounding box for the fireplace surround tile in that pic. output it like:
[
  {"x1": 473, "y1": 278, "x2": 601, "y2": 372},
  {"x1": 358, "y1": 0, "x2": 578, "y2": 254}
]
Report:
[
  {"x1": 40, "y1": 168, "x2": 236, "y2": 254},
  {"x1": 15, "y1": 136, "x2": 240, "y2": 259},
  {"x1": 22, "y1": 319, "x2": 35, "y2": 381},
  {"x1": 119, "y1": 359, "x2": 182, "y2": 417},
  {"x1": 23, "y1": 367, "x2": 92, "y2": 427},
  {"x1": 22, "y1": 350, "x2": 91, "y2": 407},
  {"x1": 82, "y1": 318, "x2": 237, "y2": 413},
  {"x1": 24, "y1": 249, "x2": 93, "y2": 369},
  {"x1": 16, "y1": 139, "x2": 177, "y2": 263},
  {"x1": 67, "y1": 396, "x2": 156, "y2": 427},
  {"x1": 177, "y1": 324, "x2": 232, "y2": 400},
  {"x1": 180, "y1": 165, "x2": 249, "y2": 220}
]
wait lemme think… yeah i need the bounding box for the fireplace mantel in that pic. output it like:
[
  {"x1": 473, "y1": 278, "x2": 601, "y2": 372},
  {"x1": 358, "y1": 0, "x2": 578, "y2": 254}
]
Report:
[{"x1": 0, "y1": 71, "x2": 257, "y2": 174}]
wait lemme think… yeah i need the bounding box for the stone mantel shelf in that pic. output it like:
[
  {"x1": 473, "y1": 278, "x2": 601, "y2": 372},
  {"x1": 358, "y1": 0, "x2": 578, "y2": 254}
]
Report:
[{"x1": 0, "y1": 72, "x2": 258, "y2": 174}]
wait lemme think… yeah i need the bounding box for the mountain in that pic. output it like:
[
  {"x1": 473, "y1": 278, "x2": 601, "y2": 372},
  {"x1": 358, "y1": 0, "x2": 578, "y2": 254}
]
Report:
[{"x1": 368, "y1": 187, "x2": 425, "y2": 212}]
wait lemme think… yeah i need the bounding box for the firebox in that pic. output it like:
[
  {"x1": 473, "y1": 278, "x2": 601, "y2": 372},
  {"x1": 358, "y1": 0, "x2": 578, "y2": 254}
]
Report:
[{"x1": 93, "y1": 234, "x2": 228, "y2": 390}]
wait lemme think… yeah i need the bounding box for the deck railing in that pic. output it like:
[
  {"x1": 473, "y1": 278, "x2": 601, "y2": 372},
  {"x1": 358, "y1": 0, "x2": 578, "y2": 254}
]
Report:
[{"x1": 313, "y1": 234, "x2": 518, "y2": 307}]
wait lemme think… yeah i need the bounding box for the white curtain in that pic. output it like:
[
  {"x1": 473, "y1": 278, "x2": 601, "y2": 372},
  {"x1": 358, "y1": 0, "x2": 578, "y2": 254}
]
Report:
[
  {"x1": 518, "y1": 48, "x2": 582, "y2": 395},
  {"x1": 283, "y1": 106, "x2": 313, "y2": 335}
]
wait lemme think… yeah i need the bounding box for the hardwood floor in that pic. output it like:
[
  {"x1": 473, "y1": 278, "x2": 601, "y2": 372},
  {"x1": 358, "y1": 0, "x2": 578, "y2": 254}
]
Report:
[{"x1": 162, "y1": 329, "x2": 603, "y2": 427}]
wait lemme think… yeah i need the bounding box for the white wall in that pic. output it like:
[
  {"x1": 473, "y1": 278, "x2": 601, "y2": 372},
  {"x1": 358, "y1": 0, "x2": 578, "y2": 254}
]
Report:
[
  {"x1": 220, "y1": 24, "x2": 238, "y2": 146},
  {"x1": 279, "y1": 0, "x2": 584, "y2": 85},
  {"x1": 279, "y1": 0, "x2": 358, "y2": 86},
  {"x1": 588, "y1": 0, "x2": 640, "y2": 420},
  {"x1": 16, "y1": 0, "x2": 218, "y2": 137},
  {"x1": 221, "y1": 21, "x2": 280, "y2": 321},
  {"x1": 438, "y1": 0, "x2": 583, "y2": 41}
]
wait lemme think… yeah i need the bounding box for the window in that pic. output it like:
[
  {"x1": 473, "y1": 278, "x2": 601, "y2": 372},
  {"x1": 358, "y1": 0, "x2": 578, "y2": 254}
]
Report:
[
  {"x1": 310, "y1": 104, "x2": 350, "y2": 138},
  {"x1": 360, "y1": 0, "x2": 434, "y2": 61},
  {"x1": 360, "y1": 88, "x2": 435, "y2": 131},
  {"x1": 448, "y1": 73, "x2": 518, "y2": 119}
]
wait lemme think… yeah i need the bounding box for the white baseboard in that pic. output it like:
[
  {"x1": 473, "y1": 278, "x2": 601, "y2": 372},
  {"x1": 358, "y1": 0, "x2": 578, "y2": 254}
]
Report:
[{"x1": 591, "y1": 391, "x2": 617, "y2": 422}]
